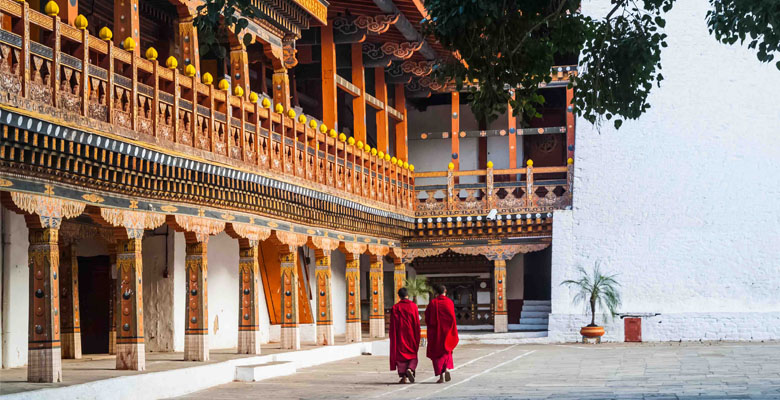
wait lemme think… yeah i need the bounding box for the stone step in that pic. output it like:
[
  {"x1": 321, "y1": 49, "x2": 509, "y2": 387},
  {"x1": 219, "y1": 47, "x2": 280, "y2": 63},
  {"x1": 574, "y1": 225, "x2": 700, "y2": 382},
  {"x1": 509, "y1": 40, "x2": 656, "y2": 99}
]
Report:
[
  {"x1": 513, "y1": 323, "x2": 549, "y2": 331},
  {"x1": 520, "y1": 311, "x2": 550, "y2": 318},
  {"x1": 521, "y1": 305, "x2": 552, "y2": 312},
  {"x1": 522, "y1": 300, "x2": 551, "y2": 305},
  {"x1": 518, "y1": 317, "x2": 549, "y2": 325},
  {"x1": 235, "y1": 361, "x2": 296, "y2": 382}
]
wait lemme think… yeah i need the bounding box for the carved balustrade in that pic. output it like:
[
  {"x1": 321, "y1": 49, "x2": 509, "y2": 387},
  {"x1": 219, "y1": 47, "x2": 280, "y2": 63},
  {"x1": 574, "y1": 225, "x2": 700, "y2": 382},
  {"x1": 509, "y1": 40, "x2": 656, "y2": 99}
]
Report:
[{"x1": 0, "y1": 0, "x2": 414, "y2": 214}]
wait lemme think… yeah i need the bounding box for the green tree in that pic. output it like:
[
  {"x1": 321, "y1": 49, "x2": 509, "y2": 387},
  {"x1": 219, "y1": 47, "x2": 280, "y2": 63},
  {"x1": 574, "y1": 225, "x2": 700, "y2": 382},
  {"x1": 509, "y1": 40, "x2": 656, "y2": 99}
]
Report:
[
  {"x1": 561, "y1": 262, "x2": 621, "y2": 327},
  {"x1": 403, "y1": 276, "x2": 432, "y2": 303}
]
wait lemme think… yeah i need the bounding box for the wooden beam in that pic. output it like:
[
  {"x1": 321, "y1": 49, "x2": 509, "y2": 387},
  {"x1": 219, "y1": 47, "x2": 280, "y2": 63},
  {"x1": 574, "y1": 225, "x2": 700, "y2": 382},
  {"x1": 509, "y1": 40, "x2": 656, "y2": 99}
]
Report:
[
  {"x1": 114, "y1": 0, "x2": 140, "y2": 55},
  {"x1": 176, "y1": 15, "x2": 200, "y2": 72},
  {"x1": 352, "y1": 43, "x2": 367, "y2": 143},
  {"x1": 375, "y1": 67, "x2": 389, "y2": 153},
  {"x1": 230, "y1": 44, "x2": 250, "y2": 96},
  {"x1": 394, "y1": 83, "x2": 408, "y2": 161},
  {"x1": 321, "y1": 25, "x2": 338, "y2": 130},
  {"x1": 451, "y1": 92, "x2": 459, "y2": 171},
  {"x1": 508, "y1": 92, "x2": 517, "y2": 169}
]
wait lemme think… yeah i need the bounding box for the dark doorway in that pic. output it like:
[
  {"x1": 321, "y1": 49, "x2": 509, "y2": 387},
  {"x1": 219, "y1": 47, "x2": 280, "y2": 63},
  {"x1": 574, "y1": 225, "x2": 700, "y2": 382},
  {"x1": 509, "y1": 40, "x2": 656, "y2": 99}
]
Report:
[
  {"x1": 523, "y1": 247, "x2": 552, "y2": 300},
  {"x1": 77, "y1": 255, "x2": 111, "y2": 354}
]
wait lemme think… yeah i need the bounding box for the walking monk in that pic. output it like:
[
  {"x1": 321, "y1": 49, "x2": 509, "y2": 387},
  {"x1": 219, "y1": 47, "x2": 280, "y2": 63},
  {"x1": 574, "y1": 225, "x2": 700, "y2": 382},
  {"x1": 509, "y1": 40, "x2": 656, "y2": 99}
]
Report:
[
  {"x1": 425, "y1": 284, "x2": 459, "y2": 383},
  {"x1": 389, "y1": 287, "x2": 421, "y2": 384}
]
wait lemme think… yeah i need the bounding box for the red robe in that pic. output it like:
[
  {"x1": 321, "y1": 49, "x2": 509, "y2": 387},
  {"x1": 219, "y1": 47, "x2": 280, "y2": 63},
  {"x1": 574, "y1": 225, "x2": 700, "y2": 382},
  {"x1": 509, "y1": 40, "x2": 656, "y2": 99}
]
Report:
[
  {"x1": 389, "y1": 299, "x2": 421, "y2": 370},
  {"x1": 425, "y1": 295, "x2": 459, "y2": 366}
]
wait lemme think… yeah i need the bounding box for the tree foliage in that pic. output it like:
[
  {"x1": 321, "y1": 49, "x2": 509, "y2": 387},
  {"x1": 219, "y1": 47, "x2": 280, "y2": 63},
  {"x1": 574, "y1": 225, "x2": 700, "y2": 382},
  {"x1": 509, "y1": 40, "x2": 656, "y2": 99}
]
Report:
[
  {"x1": 561, "y1": 262, "x2": 621, "y2": 326},
  {"x1": 403, "y1": 276, "x2": 432, "y2": 303},
  {"x1": 193, "y1": 0, "x2": 259, "y2": 60},
  {"x1": 422, "y1": 0, "x2": 779, "y2": 129}
]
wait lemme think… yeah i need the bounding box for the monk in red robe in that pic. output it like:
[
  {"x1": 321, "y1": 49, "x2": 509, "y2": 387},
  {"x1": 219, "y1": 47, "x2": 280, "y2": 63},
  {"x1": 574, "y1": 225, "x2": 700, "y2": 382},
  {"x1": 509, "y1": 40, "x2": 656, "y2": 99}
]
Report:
[
  {"x1": 389, "y1": 287, "x2": 421, "y2": 384},
  {"x1": 425, "y1": 284, "x2": 459, "y2": 383}
]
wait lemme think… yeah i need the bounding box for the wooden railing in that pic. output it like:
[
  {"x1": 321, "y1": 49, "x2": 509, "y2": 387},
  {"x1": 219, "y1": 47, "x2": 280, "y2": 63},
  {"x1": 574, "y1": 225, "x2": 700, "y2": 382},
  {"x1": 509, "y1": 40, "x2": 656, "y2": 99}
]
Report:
[
  {"x1": 0, "y1": 1, "x2": 415, "y2": 214},
  {"x1": 413, "y1": 164, "x2": 573, "y2": 216}
]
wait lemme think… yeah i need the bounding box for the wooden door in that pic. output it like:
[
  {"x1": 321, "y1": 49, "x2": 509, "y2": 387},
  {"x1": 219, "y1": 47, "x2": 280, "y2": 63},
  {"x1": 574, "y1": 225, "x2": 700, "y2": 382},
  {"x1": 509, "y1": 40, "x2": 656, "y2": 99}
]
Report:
[{"x1": 624, "y1": 317, "x2": 642, "y2": 342}]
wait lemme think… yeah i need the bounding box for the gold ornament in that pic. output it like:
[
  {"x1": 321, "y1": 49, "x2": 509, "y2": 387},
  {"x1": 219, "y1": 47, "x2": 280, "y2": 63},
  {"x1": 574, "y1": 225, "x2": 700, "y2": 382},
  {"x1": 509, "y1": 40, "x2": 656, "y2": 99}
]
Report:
[{"x1": 202, "y1": 72, "x2": 213, "y2": 85}]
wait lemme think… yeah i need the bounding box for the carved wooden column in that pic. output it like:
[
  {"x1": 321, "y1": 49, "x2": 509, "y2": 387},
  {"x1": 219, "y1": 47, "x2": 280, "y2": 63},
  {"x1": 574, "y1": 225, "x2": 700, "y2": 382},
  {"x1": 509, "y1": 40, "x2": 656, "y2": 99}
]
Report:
[
  {"x1": 230, "y1": 44, "x2": 250, "y2": 96},
  {"x1": 54, "y1": 0, "x2": 78, "y2": 25},
  {"x1": 27, "y1": 226, "x2": 63, "y2": 382},
  {"x1": 59, "y1": 244, "x2": 81, "y2": 359},
  {"x1": 368, "y1": 255, "x2": 385, "y2": 338},
  {"x1": 493, "y1": 260, "x2": 508, "y2": 333},
  {"x1": 115, "y1": 237, "x2": 145, "y2": 370},
  {"x1": 344, "y1": 253, "x2": 362, "y2": 343},
  {"x1": 114, "y1": 0, "x2": 140, "y2": 55},
  {"x1": 108, "y1": 244, "x2": 117, "y2": 355},
  {"x1": 273, "y1": 69, "x2": 291, "y2": 111},
  {"x1": 311, "y1": 236, "x2": 338, "y2": 346},
  {"x1": 10, "y1": 192, "x2": 87, "y2": 383},
  {"x1": 237, "y1": 240, "x2": 262, "y2": 354},
  {"x1": 393, "y1": 262, "x2": 406, "y2": 304},
  {"x1": 176, "y1": 14, "x2": 200, "y2": 72},
  {"x1": 321, "y1": 23, "x2": 338, "y2": 129},
  {"x1": 351, "y1": 42, "x2": 366, "y2": 143},
  {"x1": 279, "y1": 247, "x2": 300, "y2": 350},
  {"x1": 185, "y1": 238, "x2": 209, "y2": 360}
]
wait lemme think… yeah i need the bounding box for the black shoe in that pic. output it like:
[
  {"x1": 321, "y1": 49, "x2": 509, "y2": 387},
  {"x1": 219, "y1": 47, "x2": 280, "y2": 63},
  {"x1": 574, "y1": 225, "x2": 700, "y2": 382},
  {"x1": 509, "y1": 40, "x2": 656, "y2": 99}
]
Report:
[
  {"x1": 444, "y1": 370, "x2": 451, "y2": 382},
  {"x1": 405, "y1": 370, "x2": 415, "y2": 383}
]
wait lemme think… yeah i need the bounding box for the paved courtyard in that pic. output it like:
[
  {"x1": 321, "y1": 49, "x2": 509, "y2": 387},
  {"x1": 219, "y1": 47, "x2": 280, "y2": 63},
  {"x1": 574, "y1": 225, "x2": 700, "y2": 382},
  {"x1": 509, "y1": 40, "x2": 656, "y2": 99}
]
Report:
[{"x1": 174, "y1": 342, "x2": 780, "y2": 399}]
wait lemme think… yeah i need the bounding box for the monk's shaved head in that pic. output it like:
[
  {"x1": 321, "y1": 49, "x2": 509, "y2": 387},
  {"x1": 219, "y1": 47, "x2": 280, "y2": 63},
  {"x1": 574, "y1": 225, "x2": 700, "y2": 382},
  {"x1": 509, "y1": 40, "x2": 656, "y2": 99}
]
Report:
[
  {"x1": 398, "y1": 287, "x2": 409, "y2": 299},
  {"x1": 434, "y1": 284, "x2": 446, "y2": 295}
]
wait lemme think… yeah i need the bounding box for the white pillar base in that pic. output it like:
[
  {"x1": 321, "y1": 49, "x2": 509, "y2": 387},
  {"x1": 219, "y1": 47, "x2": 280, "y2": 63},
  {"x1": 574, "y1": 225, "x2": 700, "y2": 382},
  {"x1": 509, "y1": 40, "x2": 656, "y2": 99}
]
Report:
[
  {"x1": 346, "y1": 321, "x2": 362, "y2": 343},
  {"x1": 238, "y1": 330, "x2": 262, "y2": 354},
  {"x1": 62, "y1": 332, "x2": 82, "y2": 359},
  {"x1": 27, "y1": 347, "x2": 62, "y2": 383},
  {"x1": 494, "y1": 314, "x2": 508, "y2": 333},
  {"x1": 369, "y1": 318, "x2": 385, "y2": 338},
  {"x1": 317, "y1": 324, "x2": 335, "y2": 346},
  {"x1": 116, "y1": 342, "x2": 146, "y2": 371},
  {"x1": 281, "y1": 326, "x2": 301, "y2": 350},
  {"x1": 184, "y1": 334, "x2": 209, "y2": 361}
]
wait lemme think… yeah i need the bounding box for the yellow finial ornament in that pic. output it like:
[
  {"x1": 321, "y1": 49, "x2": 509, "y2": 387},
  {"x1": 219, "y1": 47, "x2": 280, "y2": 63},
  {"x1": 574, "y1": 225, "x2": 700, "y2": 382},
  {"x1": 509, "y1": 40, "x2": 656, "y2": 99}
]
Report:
[
  {"x1": 347, "y1": 137, "x2": 355, "y2": 146},
  {"x1": 99, "y1": 27, "x2": 112, "y2": 41},
  {"x1": 145, "y1": 47, "x2": 158, "y2": 61},
  {"x1": 249, "y1": 92, "x2": 258, "y2": 103},
  {"x1": 165, "y1": 56, "x2": 178, "y2": 70},
  {"x1": 287, "y1": 109, "x2": 296, "y2": 119},
  {"x1": 74, "y1": 15, "x2": 88, "y2": 30},
  {"x1": 218, "y1": 79, "x2": 230, "y2": 91},
  {"x1": 261, "y1": 97, "x2": 271, "y2": 108},
  {"x1": 328, "y1": 129, "x2": 337, "y2": 138},
  {"x1": 202, "y1": 72, "x2": 213, "y2": 85},
  {"x1": 275, "y1": 103, "x2": 284, "y2": 114},
  {"x1": 357, "y1": 140, "x2": 364, "y2": 150},
  {"x1": 185, "y1": 64, "x2": 196, "y2": 77},
  {"x1": 44, "y1": 1, "x2": 59, "y2": 16},
  {"x1": 339, "y1": 133, "x2": 346, "y2": 142},
  {"x1": 319, "y1": 123, "x2": 328, "y2": 134},
  {"x1": 378, "y1": 151, "x2": 385, "y2": 159},
  {"x1": 371, "y1": 148, "x2": 378, "y2": 156},
  {"x1": 526, "y1": 159, "x2": 533, "y2": 167},
  {"x1": 233, "y1": 85, "x2": 244, "y2": 97},
  {"x1": 298, "y1": 114, "x2": 307, "y2": 124},
  {"x1": 122, "y1": 37, "x2": 136, "y2": 52},
  {"x1": 364, "y1": 145, "x2": 371, "y2": 154},
  {"x1": 309, "y1": 119, "x2": 318, "y2": 130},
  {"x1": 448, "y1": 162, "x2": 455, "y2": 170},
  {"x1": 487, "y1": 161, "x2": 494, "y2": 168},
  {"x1": 391, "y1": 156, "x2": 397, "y2": 165},
  {"x1": 567, "y1": 157, "x2": 573, "y2": 165},
  {"x1": 409, "y1": 164, "x2": 415, "y2": 172},
  {"x1": 384, "y1": 153, "x2": 391, "y2": 161},
  {"x1": 403, "y1": 161, "x2": 409, "y2": 169}
]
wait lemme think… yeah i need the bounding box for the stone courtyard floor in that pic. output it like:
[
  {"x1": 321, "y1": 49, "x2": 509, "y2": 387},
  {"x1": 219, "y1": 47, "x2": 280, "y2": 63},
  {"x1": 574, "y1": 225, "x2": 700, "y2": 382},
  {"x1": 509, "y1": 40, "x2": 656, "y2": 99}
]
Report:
[{"x1": 174, "y1": 342, "x2": 780, "y2": 399}]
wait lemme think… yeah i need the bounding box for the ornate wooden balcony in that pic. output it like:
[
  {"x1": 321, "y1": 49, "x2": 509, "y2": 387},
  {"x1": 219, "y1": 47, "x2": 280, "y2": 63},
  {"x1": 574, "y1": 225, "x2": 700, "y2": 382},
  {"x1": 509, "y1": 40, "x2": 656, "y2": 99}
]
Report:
[{"x1": 0, "y1": 1, "x2": 414, "y2": 217}]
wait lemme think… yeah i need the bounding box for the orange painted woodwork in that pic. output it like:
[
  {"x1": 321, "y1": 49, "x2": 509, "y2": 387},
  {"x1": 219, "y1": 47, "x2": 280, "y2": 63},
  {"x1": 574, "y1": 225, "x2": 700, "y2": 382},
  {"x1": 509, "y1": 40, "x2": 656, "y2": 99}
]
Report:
[
  {"x1": 28, "y1": 228, "x2": 61, "y2": 351},
  {"x1": 258, "y1": 241, "x2": 313, "y2": 325},
  {"x1": 375, "y1": 67, "x2": 389, "y2": 153},
  {"x1": 54, "y1": 0, "x2": 78, "y2": 25},
  {"x1": 566, "y1": 87, "x2": 575, "y2": 159},
  {"x1": 321, "y1": 24, "x2": 338, "y2": 130},
  {"x1": 351, "y1": 43, "x2": 367, "y2": 143},
  {"x1": 230, "y1": 46, "x2": 250, "y2": 97},
  {"x1": 494, "y1": 260, "x2": 506, "y2": 316},
  {"x1": 624, "y1": 318, "x2": 642, "y2": 342},
  {"x1": 508, "y1": 94, "x2": 518, "y2": 169},
  {"x1": 394, "y1": 84, "x2": 408, "y2": 161},
  {"x1": 176, "y1": 16, "x2": 200, "y2": 72},
  {"x1": 114, "y1": 0, "x2": 140, "y2": 55},
  {"x1": 451, "y1": 92, "x2": 459, "y2": 171}
]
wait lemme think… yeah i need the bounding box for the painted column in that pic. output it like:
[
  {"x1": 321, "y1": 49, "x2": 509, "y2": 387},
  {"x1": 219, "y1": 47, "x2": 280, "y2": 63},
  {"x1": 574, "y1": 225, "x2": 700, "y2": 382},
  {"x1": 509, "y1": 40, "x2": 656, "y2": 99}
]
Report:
[
  {"x1": 230, "y1": 44, "x2": 250, "y2": 96},
  {"x1": 185, "y1": 240, "x2": 209, "y2": 361},
  {"x1": 493, "y1": 260, "x2": 508, "y2": 333},
  {"x1": 345, "y1": 254, "x2": 362, "y2": 343},
  {"x1": 369, "y1": 256, "x2": 385, "y2": 338},
  {"x1": 351, "y1": 43, "x2": 366, "y2": 143},
  {"x1": 279, "y1": 247, "x2": 300, "y2": 350},
  {"x1": 59, "y1": 244, "x2": 81, "y2": 359},
  {"x1": 28, "y1": 227, "x2": 62, "y2": 382},
  {"x1": 108, "y1": 246, "x2": 117, "y2": 355},
  {"x1": 273, "y1": 69, "x2": 291, "y2": 111},
  {"x1": 321, "y1": 23, "x2": 338, "y2": 129},
  {"x1": 237, "y1": 240, "x2": 262, "y2": 354},
  {"x1": 451, "y1": 91, "x2": 460, "y2": 171},
  {"x1": 375, "y1": 67, "x2": 389, "y2": 153},
  {"x1": 54, "y1": 0, "x2": 78, "y2": 25},
  {"x1": 393, "y1": 262, "x2": 406, "y2": 303},
  {"x1": 114, "y1": 0, "x2": 140, "y2": 55},
  {"x1": 115, "y1": 238, "x2": 145, "y2": 370},
  {"x1": 314, "y1": 249, "x2": 334, "y2": 345},
  {"x1": 176, "y1": 15, "x2": 200, "y2": 72},
  {"x1": 394, "y1": 84, "x2": 408, "y2": 161}
]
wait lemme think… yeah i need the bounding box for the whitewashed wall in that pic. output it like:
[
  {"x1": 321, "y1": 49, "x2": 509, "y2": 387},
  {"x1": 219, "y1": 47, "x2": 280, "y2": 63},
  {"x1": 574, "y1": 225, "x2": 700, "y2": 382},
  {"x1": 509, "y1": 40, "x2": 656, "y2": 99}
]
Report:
[
  {"x1": 549, "y1": 0, "x2": 780, "y2": 342},
  {"x1": 1, "y1": 209, "x2": 28, "y2": 368}
]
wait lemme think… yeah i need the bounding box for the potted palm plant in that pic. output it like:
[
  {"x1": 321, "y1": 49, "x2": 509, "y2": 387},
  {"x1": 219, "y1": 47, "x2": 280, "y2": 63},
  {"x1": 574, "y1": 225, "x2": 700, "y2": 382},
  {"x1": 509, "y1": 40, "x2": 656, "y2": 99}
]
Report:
[
  {"x1": 561, "y1": 262, "x2": 621, "y2": 343},
  {"x1": 403, "y1": 276, "x2": 432, "y2": 303}
]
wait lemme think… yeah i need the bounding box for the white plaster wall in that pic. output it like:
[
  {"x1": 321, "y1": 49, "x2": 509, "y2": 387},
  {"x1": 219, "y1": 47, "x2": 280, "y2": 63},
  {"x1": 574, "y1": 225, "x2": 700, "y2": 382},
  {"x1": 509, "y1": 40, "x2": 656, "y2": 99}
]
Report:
[
  {"x1": 1, "y1": 209, "x2": 28, "y2": 368},
  {"x1": 550, "y1": 0, "x2": 780, "y2": 342},
  {"x1": 331, "y1": 250, "x2": 347, "y2": 336},
  {"x1": 142, "y1": 231, "x2": 175, "y2": 352},
  {"x1": 206, "y1": 233, "x2": 239, "y2": 350},
  {"x1": 506, "y1": 254, "x2": 524, "y2": 300},
  {"x1": 172, "y1": 232, "x2": 186, "y2": 352}
]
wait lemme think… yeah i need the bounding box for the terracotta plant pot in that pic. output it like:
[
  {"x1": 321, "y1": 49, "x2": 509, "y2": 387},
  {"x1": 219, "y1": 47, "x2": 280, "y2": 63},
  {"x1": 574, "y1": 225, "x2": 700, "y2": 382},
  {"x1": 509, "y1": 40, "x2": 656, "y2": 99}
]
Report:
[{"x1": 580, "y1": 325, "x2": 605, "y2": 338}]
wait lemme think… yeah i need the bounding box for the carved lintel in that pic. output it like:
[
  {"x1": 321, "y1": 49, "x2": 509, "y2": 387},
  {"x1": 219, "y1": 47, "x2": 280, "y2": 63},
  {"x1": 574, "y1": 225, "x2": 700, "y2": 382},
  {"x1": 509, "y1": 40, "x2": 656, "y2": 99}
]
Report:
[
  {"x1": 311, "y1": 236, "x2": 340, "y2": 253},
  {"x1": 10, "y1": 191, "x2": 85, "y2": 229},
  {"x1": 283, "y1": 43, "x2": 298, "y2": 69},
  {"x1": 229, "y1": 222, "x2": 271, "y2": 247},
  {"x1": 379, "y1": 41, "x2": 422, "y2": 59},
  {"x1": 343, "y1": 242, "x2": 367, "y2": 257},
  {"x1": 401, "y1": 60, "x2": 434, "y2": 77},
  {"x1": 274, "y1": 230, "x2": 308, "y2": 250},
  {"x1": 368, "y1": 244, "x2": 389, "y2": 257},
  {"x1": 450, "y1": 244, "x2": 550, "y2": 261},
  {"x1": 100, "y1": 208, "x2": 166, "y2": 239},
  {"x1": 355, "y1": 14, "x2": 400, "y2": 34},
  {"x1": 173, "y1": 215, "x2": 225, "y2": 243}
]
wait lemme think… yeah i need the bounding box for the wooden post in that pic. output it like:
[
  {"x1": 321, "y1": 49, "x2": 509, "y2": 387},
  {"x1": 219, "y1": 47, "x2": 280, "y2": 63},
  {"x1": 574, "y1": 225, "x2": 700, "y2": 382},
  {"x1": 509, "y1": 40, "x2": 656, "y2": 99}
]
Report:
[
  {"x1": 108, "y1": 245, "x2": 117, "y2": 355},
  {"x1": 393, "y1": 262, "x2": 406, "y2": 303},
  {"x1": 394, "y1": 84, "x2": 408, "y2": 161},
  {"x1": 375, "y1": 68, "x2": 389, "y2": 153},
  {"x1": 176, "y1": 15, "x2": 200, "y2": 72},
  {"x1": 113, "y1": 0, "x2": 140, "y2": 56},
  {"x1": 279, "y1": 246, "x2": 300, "y2": 350},
  {"x1": 493, "y1": 259, "x2": 508, "y2": 333},
  {"x1": 321, "y1": 24, "x2": 338, "y2": 130},
  {"x1": 237, "y1": 240, "x2": 262, "y2": 354},
  {"x1": 345, "y1": 253, "x2": 361, "y2": 343},
  {"x1": 314, "y1": 249, "x2": 334, "y2": 346},
  {"x1": 369, "y1": 255, "x2": 385, "y2": 338},
  {"x1": 54, "y1": 0, "x2": 78, "y2": 25},
  {"x1": 184, "y1": 238, "x2": 209, "y2": 361},
  {"x1": 508, "y1": 91, "x2": 518, "y2": 170},
  {"x1": 451, "y1": 92, "x2": 460, "y2": 176},
  {"x1": 273, "y1": 69, "x2": 290, "y2": 111},
  {"x1": 27, "y1": 227, "x2": 62, "y2": 382},
  {"x1": 566, "y1": 86, "x2": 575, "y2": 160},
  {"x1": 115, "y1": 238, "x2": 145, "y2": 370},
  {"x1": 351, "y1": 43, "x2": 366, "y2": 143},
  {"x1": 59, "y1": 244, "x2": 81, "y2": 359},
  {"x1": 230, "y1": 44, "x2": 250, "y2": 98}
]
